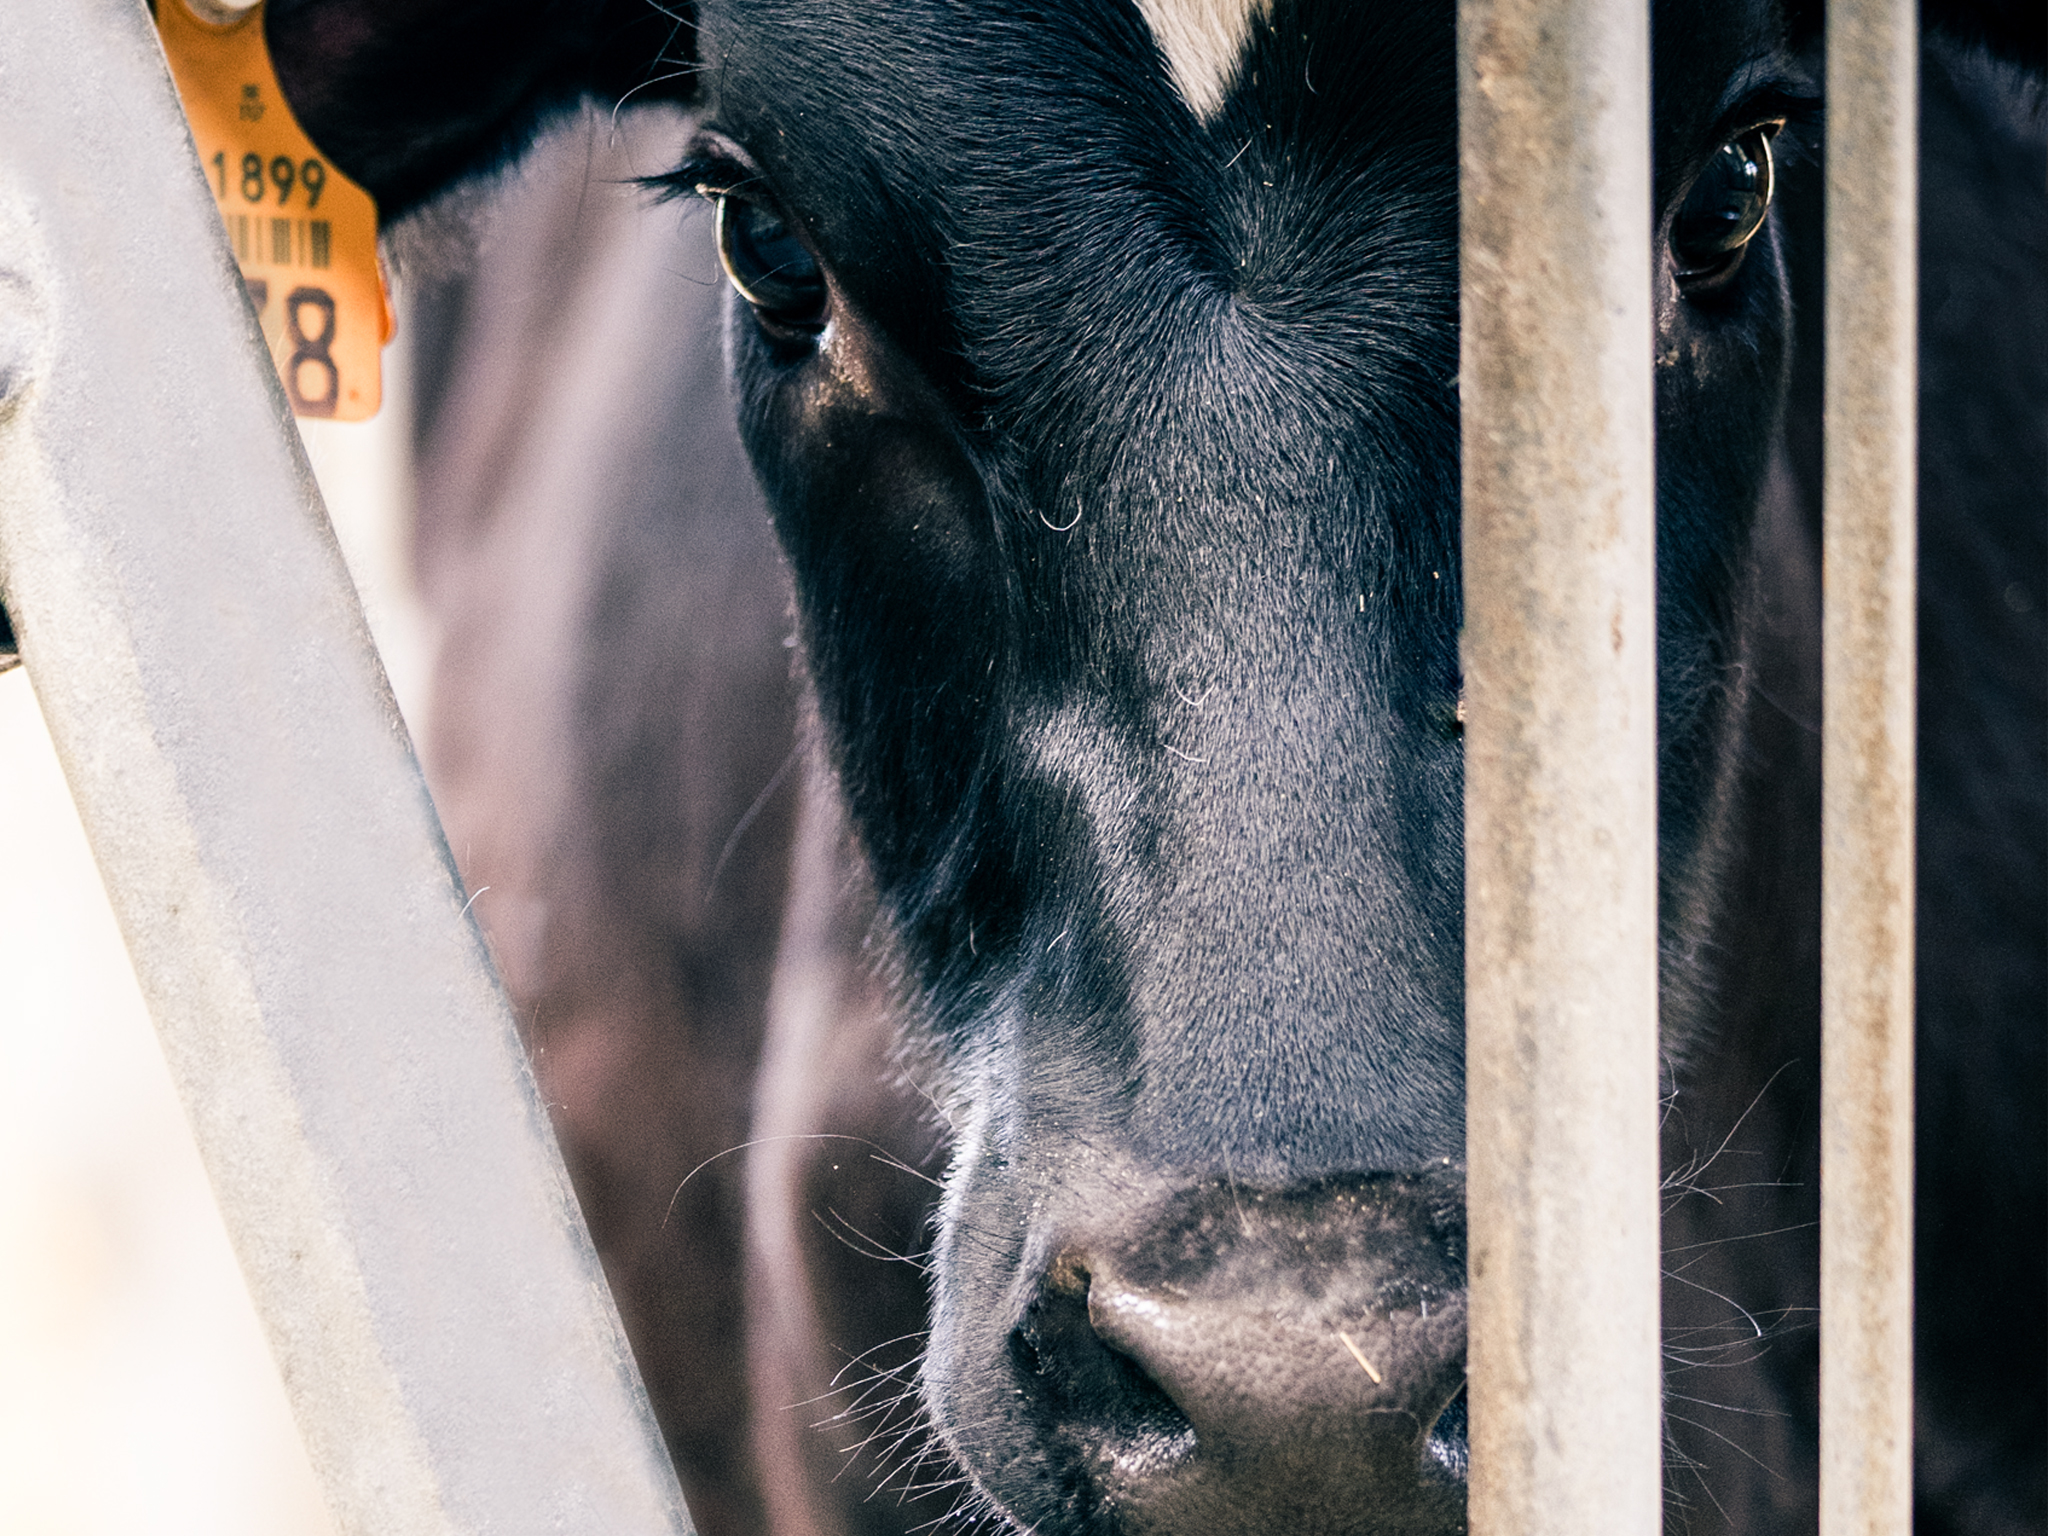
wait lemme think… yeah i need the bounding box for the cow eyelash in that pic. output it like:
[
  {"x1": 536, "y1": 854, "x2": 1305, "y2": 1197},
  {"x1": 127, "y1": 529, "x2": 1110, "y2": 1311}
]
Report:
[
  {"x1": 662, "y1": 149, "x2": 755, "y2": 202},
  {"x1": 655, "y1": 149, "x2": 833, "y2": 341}
]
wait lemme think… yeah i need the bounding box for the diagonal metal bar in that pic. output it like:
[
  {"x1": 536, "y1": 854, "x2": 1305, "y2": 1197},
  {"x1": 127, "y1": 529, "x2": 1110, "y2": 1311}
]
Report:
[{"x1": 0, "y1": 2, "x2": 693, "y2": 1532}]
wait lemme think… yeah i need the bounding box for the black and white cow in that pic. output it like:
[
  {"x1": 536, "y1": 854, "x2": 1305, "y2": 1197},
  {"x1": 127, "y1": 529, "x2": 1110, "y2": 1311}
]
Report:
[{"x1": 255, "y1": 1, "x2": 2044, "y2": 1532}]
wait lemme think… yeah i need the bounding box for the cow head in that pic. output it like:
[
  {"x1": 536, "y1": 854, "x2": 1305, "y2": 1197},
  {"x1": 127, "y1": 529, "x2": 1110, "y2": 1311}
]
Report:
[
  {"x1": 668, "y1": 9, "x2": 1806, "y2": 1531},
  {"x1": 265, "y1": 0, "x2": 2034, "y2": 1529}
]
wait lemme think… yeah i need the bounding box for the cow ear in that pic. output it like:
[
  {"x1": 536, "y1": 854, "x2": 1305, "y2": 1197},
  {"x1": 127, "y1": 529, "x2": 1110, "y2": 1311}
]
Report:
[
  {"x1": 1919, "y1": 0, "x2": 2045, "y2": 73},
  {"x1": 265, "y1": 0, "x2": 696, "y2": 219}
]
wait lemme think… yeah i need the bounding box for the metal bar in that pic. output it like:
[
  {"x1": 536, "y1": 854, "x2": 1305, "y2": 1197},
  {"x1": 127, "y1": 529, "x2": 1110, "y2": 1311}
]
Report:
[
  {"x1": 1821, "y1": 2, "x2": 1918, "y2": 1532},
  {"x1": 1457, "y1": 1, "x2": 1662, "y2": 1532},
  {"x1": 0, "y1": 3, "x2": 693, "y2": 1533}
]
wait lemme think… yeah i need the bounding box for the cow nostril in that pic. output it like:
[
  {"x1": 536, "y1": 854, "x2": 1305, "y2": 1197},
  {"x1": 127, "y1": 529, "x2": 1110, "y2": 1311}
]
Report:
[
  {"x1": 1009, "y1": 1264, "x2": 1197, "y2": 1477},
  {"x1": 994, "y1": 1180, "x2": 1469, "y2": 1530},
  {"x1": 1421, "y1": 1386, "x2": 1469, "y2": 1485}
]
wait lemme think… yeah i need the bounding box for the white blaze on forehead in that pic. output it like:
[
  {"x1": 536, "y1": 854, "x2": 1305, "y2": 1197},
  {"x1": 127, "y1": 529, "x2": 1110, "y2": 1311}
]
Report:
[{"x1": 1134, "y1": 0, "x2": 1269, "y2": 122}]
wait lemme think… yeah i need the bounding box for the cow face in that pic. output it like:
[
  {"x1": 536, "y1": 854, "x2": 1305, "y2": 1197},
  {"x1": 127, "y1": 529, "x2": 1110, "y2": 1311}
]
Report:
[{"x1": 672, "y1": 1, "x2": 1800, "y2": 1527}]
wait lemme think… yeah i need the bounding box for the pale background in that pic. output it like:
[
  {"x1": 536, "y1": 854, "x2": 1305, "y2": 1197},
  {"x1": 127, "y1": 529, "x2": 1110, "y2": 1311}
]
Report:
[{"x1": 0, "y1": 329, "x2": 430, "y2": 1536}]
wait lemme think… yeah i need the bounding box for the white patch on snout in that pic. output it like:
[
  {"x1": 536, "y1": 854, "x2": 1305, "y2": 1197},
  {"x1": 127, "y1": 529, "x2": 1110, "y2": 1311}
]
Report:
[{"x1": 1134, "y1": 0, "x2": 1269, "y2": 122}]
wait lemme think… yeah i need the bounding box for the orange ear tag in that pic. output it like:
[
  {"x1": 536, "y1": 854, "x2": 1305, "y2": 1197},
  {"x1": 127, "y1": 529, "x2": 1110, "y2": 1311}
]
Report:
[{"x1": 156, "y1": 0, "x2": 391, "y2": 421}]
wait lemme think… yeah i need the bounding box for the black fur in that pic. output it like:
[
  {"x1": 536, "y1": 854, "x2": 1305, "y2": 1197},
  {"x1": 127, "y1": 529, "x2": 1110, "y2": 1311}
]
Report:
[
  {"x1": 266, "y1": 0, "x2": 693, "y2": 216},
  {"x1": 270, "y1": 2, "x2": 2044, "y2": 1531}
]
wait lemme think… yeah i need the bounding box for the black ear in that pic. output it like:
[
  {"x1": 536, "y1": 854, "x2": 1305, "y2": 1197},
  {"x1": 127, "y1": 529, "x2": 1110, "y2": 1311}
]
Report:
[
  {"x1": 266, "y1": 0, "x2": 696, "y2": 218},
  {"x1": 1921, "y1": 0, "x2": 2046, "y2": 73}
]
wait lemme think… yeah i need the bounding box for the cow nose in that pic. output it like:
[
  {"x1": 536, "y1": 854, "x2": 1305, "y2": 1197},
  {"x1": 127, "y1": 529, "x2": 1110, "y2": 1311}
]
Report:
[{"x1": 1007, "y1": 1172, "x2": 1468, "y2": 1535}]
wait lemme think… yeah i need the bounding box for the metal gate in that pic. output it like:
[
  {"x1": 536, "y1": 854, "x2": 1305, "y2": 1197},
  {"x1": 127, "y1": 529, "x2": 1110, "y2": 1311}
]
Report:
[
  {"x1": 1460, "y1": 3, "x2": 1916, "y2": 1535},
  {"x1": 0, "y1": 0, "x2": 1916, "y2": 1532}
]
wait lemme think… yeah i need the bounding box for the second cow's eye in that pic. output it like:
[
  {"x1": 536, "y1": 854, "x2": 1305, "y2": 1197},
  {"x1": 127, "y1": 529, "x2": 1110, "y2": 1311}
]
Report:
[
  {"x1": 1671, "y1": 125, "x2": 1778, "y2": 285},
  {"x1": 714, "y1": 193, "x2": 829, "y2": 333}
]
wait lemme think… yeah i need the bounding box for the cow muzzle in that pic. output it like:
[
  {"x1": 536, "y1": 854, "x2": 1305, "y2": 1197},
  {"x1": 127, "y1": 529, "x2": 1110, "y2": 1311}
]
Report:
[{"x1": 1004, "y1": 1171, "x2": 1469, "y2": 1535}]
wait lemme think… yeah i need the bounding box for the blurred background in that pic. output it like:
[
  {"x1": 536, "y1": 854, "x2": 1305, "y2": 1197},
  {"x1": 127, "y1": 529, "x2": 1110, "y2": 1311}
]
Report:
[{"x1": 0, "y1": 317, "x2": 429, "y2": 1536}]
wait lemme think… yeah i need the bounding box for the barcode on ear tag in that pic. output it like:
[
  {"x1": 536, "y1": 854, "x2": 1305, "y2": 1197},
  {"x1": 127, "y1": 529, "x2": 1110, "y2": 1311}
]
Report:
[{"x1": 156, "y1": 0, "x2": 390, "y2": 422}]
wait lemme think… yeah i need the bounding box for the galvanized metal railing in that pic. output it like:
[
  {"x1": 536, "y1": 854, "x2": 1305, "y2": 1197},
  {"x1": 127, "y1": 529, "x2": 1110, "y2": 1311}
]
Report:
[
  {"x1": 1459, "y1": 2, "x2": 1918, "y2": 1535},
  {"x1": 0, "y1": 1, "x2": 690, "y2": 1532},
  {"x1": 1458, "y1": 3, "x2": 1663, "y2": 1533},
  {"x1": 1820, "y1": 4, "x2": 1917, "y2": 1533}
]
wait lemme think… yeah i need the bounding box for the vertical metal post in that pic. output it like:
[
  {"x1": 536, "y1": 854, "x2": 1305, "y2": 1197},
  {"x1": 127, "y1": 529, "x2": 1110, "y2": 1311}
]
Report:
[
  {"x1": 1458, "y1": 2, "x2": 1662, "y2": 1533},
  {"x1": 0, "y1": 2, "x2": 692, "y2": 1532},
  {"x1": 1821, "y1": 2, "x2": 1918, "y2": 1532}
]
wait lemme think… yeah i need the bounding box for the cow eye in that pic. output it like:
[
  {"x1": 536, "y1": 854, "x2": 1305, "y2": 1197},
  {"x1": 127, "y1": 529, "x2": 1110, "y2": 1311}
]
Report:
[
  {"x1": 1671, "y1": 126, "x2": 1777, "y2": 283},
  {"x1": 712, "y1": 193, "x2": 828, "y2": 333}
]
